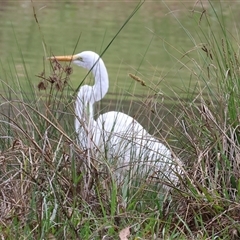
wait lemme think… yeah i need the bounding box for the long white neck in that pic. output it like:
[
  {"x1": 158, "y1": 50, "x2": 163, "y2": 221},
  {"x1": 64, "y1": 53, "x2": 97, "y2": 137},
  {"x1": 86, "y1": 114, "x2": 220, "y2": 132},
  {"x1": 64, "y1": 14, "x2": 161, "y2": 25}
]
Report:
[
  {"x1": 75, "y1": 57, "x2": 108, "y2": 146},
  {"x1": 90, "y1": 57, "x2": 109, "y2": 104}
]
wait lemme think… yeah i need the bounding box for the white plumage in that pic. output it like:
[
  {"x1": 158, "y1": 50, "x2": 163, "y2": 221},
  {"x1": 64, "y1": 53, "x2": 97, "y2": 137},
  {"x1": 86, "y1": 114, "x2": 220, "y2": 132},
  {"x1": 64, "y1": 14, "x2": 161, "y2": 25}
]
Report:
[{"x1": 50, "y1": 51, "x2": 182, "y2": 187}]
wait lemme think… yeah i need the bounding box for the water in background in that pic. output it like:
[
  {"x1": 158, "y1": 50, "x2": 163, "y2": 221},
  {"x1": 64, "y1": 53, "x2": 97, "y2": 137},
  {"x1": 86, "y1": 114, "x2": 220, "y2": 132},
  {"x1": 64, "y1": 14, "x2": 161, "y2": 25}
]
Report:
[{"x1": 0, "y1": 1, "x2": 238, "y2": 133}]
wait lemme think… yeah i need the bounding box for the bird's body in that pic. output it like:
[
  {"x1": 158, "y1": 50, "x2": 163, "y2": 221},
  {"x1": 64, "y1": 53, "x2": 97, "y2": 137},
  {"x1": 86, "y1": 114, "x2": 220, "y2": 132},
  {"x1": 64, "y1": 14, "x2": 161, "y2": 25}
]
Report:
[
  {"x1": 50, "y1": 51, "x2": 181, "y2": 186},
  {"x1": 96, "y1": 111, "x2": 180, "y2": 184}
]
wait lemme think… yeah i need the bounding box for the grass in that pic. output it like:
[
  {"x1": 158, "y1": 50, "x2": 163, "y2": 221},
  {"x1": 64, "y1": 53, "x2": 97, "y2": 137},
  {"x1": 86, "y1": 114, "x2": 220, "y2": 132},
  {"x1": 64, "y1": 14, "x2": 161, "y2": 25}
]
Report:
[{"x1": 1, "y1": 1, "x2": 240, "y2": 239}]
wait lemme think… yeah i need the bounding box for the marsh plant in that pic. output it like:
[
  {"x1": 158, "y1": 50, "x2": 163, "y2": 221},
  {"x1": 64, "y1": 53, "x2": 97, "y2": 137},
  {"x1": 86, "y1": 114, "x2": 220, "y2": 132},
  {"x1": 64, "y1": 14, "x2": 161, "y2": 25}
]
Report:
[{"x1": 0, "y1": 1, "x2": 240, "y2": 239}]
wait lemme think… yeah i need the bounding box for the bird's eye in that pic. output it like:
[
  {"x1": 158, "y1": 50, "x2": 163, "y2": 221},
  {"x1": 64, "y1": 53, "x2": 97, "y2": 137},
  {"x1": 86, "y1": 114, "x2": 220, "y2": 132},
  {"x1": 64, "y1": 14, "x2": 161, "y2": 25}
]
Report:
[{"x1": 77, "y1": 57, "x2": 83, "y2": 62}]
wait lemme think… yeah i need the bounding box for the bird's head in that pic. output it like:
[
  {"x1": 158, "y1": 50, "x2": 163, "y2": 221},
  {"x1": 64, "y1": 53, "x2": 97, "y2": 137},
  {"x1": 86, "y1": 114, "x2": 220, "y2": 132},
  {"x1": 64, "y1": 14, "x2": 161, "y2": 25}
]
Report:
[
  {"x1": 48, "y1": 50, "x2": 109, "y2": 101},
  {"x1": 48, "y1": 51, "x2": 101, "y2": 71}
]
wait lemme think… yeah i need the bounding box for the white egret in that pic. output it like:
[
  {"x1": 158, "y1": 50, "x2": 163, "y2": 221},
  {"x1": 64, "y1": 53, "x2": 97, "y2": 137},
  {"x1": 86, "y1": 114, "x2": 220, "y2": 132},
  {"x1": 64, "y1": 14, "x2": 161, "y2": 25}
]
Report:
[{"x1": 49, "y1": 51, "x2": 182, "y2": 186}]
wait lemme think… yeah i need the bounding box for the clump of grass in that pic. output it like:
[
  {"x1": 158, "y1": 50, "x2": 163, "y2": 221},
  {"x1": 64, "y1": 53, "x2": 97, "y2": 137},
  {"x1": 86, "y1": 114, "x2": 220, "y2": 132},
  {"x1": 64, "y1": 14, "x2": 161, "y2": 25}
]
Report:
[
  {"x1": 0, "y1": 60, "x2": 73, "y2": 237},
  {"x1": 0, "y1": 58, "x2": 130, "y2": 239},
  {"x1": 156, "y1": 2, "x2": 240, "y2": 239},
  {"x1": 122, "y1": 2, "x2": 240, "y2": 238}
]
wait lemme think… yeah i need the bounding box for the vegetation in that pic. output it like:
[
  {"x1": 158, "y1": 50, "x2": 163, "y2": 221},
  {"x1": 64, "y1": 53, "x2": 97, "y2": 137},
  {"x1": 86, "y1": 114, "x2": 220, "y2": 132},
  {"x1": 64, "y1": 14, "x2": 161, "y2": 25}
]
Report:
[{"x1": 0, "y1": 1, "x2": 240, "y2": 239}]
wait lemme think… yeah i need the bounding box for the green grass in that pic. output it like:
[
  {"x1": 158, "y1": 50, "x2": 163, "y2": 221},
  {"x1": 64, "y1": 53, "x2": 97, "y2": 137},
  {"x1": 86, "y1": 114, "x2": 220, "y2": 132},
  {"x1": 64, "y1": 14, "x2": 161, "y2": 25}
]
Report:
[{"x1": 1, "y1": 1, "x2": 240, "y2": 239}]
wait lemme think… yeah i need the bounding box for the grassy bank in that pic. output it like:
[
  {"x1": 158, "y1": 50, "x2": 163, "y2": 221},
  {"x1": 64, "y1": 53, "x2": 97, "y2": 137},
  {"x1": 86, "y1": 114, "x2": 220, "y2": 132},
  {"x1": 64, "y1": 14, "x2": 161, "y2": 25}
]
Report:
[{"x1": 0, "y1": 1, "x2": 240, "y2": 239}]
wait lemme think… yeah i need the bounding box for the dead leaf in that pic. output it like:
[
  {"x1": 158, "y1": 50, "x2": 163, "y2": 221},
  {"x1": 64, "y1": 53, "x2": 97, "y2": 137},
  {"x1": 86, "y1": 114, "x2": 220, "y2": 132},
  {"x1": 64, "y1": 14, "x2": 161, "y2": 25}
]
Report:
[{"x1": 119, "y1": 226, "x2": 130, "y2": 240}]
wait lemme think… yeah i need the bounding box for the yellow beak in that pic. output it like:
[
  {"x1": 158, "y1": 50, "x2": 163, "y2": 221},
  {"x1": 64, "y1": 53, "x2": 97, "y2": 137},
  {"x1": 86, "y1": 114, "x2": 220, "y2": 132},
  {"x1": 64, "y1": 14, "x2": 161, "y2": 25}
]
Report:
[{"x1": 48, "y1": 55, "x2": 77, "y2": 62}]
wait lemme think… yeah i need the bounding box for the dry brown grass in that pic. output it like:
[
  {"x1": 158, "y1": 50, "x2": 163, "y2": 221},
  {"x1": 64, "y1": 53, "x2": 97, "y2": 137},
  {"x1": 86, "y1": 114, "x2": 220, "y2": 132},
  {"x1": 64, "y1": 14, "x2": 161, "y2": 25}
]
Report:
[{"x1": 167, "y1": 92, "x2": 240, "y2": 238}]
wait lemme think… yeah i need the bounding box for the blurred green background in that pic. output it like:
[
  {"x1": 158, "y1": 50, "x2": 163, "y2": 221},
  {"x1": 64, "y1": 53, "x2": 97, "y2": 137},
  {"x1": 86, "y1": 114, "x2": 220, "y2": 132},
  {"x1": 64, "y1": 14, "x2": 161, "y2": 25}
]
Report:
[{"x1": 0, "y1": 0, "x2": 239, "y2": 108}]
